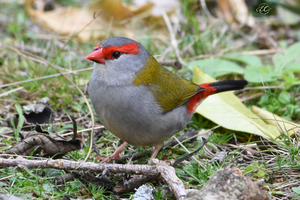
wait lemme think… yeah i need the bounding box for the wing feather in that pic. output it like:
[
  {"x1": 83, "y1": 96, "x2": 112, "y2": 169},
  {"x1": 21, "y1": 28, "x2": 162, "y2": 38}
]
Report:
[{"x1": 133, "y1": 56, "x2": 201, "y2": 112}]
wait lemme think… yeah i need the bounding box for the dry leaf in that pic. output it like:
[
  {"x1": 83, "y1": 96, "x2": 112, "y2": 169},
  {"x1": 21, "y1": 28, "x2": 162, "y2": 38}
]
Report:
[
  {"x1": 216, "y1": 0, "x2": 255, "y2": 28},
  {"x1": 252, "y1": 105, "x2": 300, "y2": 136},
  {"x1": 23, "y1": 101, "x2": 57, "y2": 124},
  {"x1": 25, "y1": 0, "x2": 175, "y2": 41},
  {"x1": 4, "y1": 124, "x2": 81, "y2": 157}
]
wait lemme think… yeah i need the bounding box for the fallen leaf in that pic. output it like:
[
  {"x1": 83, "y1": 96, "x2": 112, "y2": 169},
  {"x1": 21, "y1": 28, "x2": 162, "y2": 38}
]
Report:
[
  {"x1": 277, "y1": 3, "x2": 300, "y2": 25},
  {"x1": 25, "y1": 0, "x2": 176, "y2": 41},
  {"x1": 193, "y1": 67, "x2": 281, "y2": 139},
  {"x1": 4, "y1": 122, "x2": 81, "y2": 157},
  {"x1": 216, "y1": 0, "x2": 255, "y2": 28},
  {"x1": 23, "y1": 101, "x2": 57, "y2": 124},
  {"x1": 252, "y1": 105, "x2": 300, "y2": 136}
]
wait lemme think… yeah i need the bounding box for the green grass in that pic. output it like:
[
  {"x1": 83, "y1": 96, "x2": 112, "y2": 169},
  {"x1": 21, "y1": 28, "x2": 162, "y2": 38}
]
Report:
[{"x1": 1, "y1": 1, "x2": 300, "y2": 199}]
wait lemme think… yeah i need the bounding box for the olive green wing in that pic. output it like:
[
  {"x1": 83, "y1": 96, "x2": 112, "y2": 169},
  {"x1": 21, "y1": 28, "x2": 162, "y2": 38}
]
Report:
[{"x1": 133, "y1": 56, "x2": 201, "y2": 112}]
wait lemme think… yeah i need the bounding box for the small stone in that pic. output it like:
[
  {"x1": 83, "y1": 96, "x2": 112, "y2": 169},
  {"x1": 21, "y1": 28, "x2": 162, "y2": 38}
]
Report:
[{"x1": 132, "y1": 184, "x2": 154, "y2": 200}]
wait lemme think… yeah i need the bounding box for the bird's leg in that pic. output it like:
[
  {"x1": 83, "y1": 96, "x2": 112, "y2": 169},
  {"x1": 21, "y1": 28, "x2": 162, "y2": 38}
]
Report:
[
  {"x1": 149, "y1": 144, "x2": 163, "y2": 165},
  {"x1": 100, "y1": 142, "x2": 128, "y2": 163}
]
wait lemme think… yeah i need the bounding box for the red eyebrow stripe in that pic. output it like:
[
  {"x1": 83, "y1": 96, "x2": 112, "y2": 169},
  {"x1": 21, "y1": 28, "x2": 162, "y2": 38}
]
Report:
[{"x1": 102, "y1": 42, "x2": 140, "y2": 59}]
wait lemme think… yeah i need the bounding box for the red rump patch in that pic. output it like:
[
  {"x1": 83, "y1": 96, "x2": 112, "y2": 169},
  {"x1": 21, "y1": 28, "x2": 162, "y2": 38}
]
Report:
[
  {"x1": 187, "y1": 82, "x2": 217, "y2": 114},
  {"x1": 101, "y1": 42, "x2": 140, "y2": 59}
]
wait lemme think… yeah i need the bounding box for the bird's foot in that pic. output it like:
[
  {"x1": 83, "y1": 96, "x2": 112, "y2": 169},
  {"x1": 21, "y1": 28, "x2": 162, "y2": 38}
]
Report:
[
  {"x1": 148, "y1": 144, "x2": 163, "y2": 165},
  {"x1": 99, "y1": 151, "x2": 122, "y2": 163},
  {"x1": 99, "y1": 142, "x2": 128, "y2": 163}
]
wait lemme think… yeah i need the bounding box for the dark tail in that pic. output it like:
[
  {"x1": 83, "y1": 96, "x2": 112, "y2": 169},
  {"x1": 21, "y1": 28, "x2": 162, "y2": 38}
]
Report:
[
  {"x1": 207, "y1": 80, "x2": 248, "y2": 93},
  {"x1": 188, "y1": 80, "x2": 248, "y2": 114}
]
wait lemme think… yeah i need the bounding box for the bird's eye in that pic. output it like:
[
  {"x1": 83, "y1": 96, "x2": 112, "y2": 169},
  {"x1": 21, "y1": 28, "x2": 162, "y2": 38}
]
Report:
[{"x1": 112, "y1": 51, "x2": 121, "y2": 59}]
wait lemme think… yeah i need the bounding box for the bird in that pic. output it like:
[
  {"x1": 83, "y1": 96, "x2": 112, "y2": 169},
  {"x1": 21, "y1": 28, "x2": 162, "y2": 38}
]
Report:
[{"x1": 86, "y1": 37, "x2": 248, "y2": 164}]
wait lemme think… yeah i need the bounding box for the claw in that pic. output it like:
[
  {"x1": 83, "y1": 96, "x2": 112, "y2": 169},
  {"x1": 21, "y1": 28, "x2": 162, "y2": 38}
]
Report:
[{"x1": 100, "y1": 142, "x2": 128, "y2": 163}]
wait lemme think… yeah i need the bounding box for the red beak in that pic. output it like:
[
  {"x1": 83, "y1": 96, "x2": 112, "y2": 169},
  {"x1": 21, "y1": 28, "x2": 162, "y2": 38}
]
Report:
[{"x1": 86, "y1": 48, "x2": 105, "y2": 64}]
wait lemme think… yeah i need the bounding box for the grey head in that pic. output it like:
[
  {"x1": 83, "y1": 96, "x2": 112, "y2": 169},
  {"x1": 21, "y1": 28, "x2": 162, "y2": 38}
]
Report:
[{"x1": 88, "y1": 37, "x2": 152, "y2": 86}]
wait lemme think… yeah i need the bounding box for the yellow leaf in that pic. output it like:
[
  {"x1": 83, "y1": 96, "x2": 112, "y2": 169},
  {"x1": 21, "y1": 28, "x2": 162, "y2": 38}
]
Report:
[
  {"x1": 193, "y1": 67, "x2": 280, "y2": 139},
  {"x1": 252, "y1": 105, "x2": 300, "y2": 136}
]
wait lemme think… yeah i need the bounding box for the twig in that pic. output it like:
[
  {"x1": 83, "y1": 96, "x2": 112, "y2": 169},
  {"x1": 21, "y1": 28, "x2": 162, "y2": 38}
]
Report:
[
  {"x1": 159, "y1": 60, "x2": 183, "y2": 70},
  {"x1": 0, "y1": 87, "x2": 23, "y2": 97},
  {"x1": 243, "y1": 86, "x2": 283, "y2": 90},
  {"x1": 62, "y1": 125, "x2": 104, "y2": 137},
  {"x1": 0, "y1": 157, "x2": 157, "y2": 174},
  {"x1": 199, "y1": 0, "x2": 214, "y2": 18},
  {"x1": 0, "y1": 66, "x2": 93, "y2": 89},
  {"x1": 13, "y1": 43, "x2": 55, "y2": 57},
  {"x1": 69, "y1": 115, "x2": 77, "y2": 141},
  {"x1": 0, "y1": 174, "x2": 16, "y2": 181},
  {"x1": 173, "y1": 137, "x2": 207, "y2": 166},
  {"x1": 240, "y1": 49, "x2": 281, "y2": 55},
  {"x1": 114, "y1": 174, "x2": 160, "y2": 193},
  {"x1": 76, "y1": 171, "x2": 114, "y2": 189},
  {"x1": 0, "y1": 158, "x2": 186, "y2": 200},
  {"x1": 172, "y1": 136, "x2": 206, "y2": 169},
  {"x1": 165, "y1": 130, "x2": 199, "y2": 147},
  {"x1": 240, "y1": 92, "x2": 265, "y2": 102},
  {"x1": 161, "y1": 9, "x2": 182, "y2": 61},
  {"x1": 172, "y1": 127, "x2": 218, "y2": 149},
  {"x1": 187, "y1": 48, "x2": 281, "y2": 61},
  {"x1": 55, "y1": 172, "x2": 80, "y2": 185}
]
